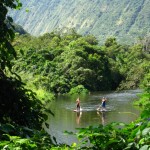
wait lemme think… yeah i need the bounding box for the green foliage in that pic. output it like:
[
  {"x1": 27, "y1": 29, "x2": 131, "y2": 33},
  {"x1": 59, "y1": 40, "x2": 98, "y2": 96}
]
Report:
[
  {"x1": 11, "y1": 32, "x2": 150, "y2": 94},
  {"x1": 75, "y1": 118, "x2": 150, "y2": 150},
  {"x1": 141, "y1": 73, "x2": 150, "y2": 93},
  {"x1": 0, "y1": 124, "x2": 58, "y2": 149},
  {"x1": 35, "y1": 88, "x2": 55, "y2": 102},
  {"x1": 137, "y1": 73, "x2": 150, "y2": 119},
  {"x1": 0, "y1": 74, "x2": 48, "y2": 129},
  {"x1": 69, "y1": 85, "x2": 89, "y2": 95},
  {"x1": 0, "y1": 1, "x2": 57, "y2": 149},
  {"x1": 12, "y1": 31, "x2": 115, "y2": 94},
  {"x1": 0, "y1": 0, "x2": 53, "y2": 140},
  {"x1": 104, "y1": 37, "x2": 150, "y2": 90},
  {"x1": 0, "y1": 0, "x2": 22, "y2": 71}
]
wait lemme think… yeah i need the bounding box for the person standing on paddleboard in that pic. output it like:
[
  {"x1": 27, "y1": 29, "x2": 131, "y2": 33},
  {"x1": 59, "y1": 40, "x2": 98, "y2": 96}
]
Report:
[
  {"x1": 101, "y1": 97, "x2": 107, "y2": 110},
  {"x1": 97, "y1": 97, "x2": 107, "y2": 111},
  {"x1": 76, "y1": 97, "x2": 80, "y2": 111}
]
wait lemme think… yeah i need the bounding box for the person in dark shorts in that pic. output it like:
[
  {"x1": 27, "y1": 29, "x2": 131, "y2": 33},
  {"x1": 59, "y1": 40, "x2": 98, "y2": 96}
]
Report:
[
  {"x1": 101, "y1": 97, "x2": 106, "y2": 108},
  {"x1": 97, "y1": 97, "x2": 107, "y2": 111},
  {"x1": 101, "y1": 97, "x2": 107, "y2": 110}
]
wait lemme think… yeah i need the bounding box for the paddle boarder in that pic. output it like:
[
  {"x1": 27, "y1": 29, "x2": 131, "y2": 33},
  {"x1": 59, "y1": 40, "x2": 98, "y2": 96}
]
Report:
[
  {"x1": 101, "y1": 97, "x2": 106, "y2": 110},
  {"x1": 97, "y1": 97, "x2": 107, "y2": 111},
  {"x1": 76, "y1": 97, "x2": 80, "y2": 111}
]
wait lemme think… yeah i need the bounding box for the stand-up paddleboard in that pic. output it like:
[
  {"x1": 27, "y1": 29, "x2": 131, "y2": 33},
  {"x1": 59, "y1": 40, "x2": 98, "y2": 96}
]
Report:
[
  {"x1": 97, "y1": 108, "x2": 107, "y2": 112},
  {"x1": 73, "y1": 108, "x2": 82, "y2": 112}
]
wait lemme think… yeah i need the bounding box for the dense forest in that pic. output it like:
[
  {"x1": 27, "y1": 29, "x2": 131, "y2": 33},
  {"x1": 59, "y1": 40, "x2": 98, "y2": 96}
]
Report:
[
  {"x1": 0, "y1": 0, "x2": 150, "y2": 149},
  {"x1": 12, "y1": 30, "x2": 150, "y2": 97}
]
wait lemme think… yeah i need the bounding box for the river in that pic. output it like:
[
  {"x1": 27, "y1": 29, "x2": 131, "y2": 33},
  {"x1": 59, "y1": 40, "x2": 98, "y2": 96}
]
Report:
[{"x1": 43, "y1": 89, "x2": 141, "y2": 145}]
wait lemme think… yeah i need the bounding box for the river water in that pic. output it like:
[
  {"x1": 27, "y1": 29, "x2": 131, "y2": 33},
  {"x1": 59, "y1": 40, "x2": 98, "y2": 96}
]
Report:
[{"x1": 44, "y1": 89, "x2": 141, "y2": 145}]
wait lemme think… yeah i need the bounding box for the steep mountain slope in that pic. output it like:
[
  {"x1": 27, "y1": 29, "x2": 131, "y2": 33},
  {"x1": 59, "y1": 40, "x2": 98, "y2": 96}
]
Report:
[{"x1": 9, "y1": 0, "x2": 150, "y2": 44}]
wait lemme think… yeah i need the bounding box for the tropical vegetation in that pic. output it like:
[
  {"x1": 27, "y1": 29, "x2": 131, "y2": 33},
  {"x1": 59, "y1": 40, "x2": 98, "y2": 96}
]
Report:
[
  {"x1": 12, "y1": 31, "x2": 150, "y2": 96},
  {"x1": 0, "y1": 0, "x2": 150, "y2": 149}
]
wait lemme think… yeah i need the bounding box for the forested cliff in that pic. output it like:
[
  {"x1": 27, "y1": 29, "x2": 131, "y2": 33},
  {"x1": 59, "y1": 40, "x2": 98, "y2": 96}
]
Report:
[{"x1": 9, "y1": 0, "x2": 150, "y2": 44}]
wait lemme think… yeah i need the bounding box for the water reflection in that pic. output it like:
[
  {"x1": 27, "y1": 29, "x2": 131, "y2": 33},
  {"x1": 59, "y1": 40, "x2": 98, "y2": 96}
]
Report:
[
  {"x1": 76, "y1": 112, "x2": 82, "y2": 125},
  {"x1": 97, "y1": 111, "x2": 106, "y2": 126}
]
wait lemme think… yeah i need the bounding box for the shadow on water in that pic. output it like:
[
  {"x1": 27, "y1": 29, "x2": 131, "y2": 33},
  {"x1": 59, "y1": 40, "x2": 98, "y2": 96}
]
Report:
[{"x1": 44, "y1": 89, "x2": 142, "y2": 145}]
